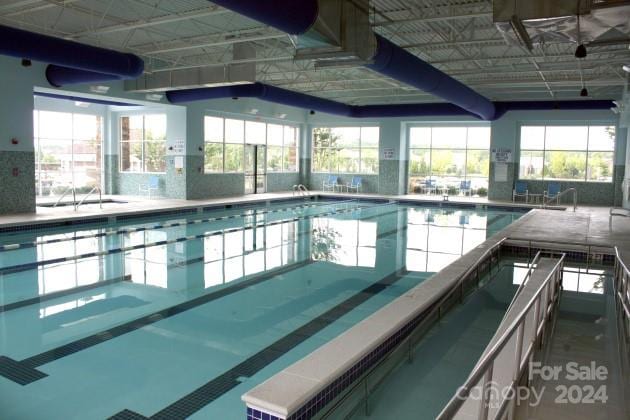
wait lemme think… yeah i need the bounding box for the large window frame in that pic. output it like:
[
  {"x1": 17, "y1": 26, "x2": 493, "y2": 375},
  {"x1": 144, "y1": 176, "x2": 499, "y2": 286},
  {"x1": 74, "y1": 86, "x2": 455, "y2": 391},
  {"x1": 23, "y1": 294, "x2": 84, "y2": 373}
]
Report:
[
  {"x1": 518, "y1": 124, "x2": 616, "y2": 183},
  {"x1": 34, "y1": 109, "x2": 104, "y2": 197},
  {"x1": 311, "y1": 126, "x2": 380, "y2": 174},
  {"x1": 407, "y1": 124, "x2": 490, "y2": 194},
  {"x1": 119, "y1": 114, "x2": 167, "y2": 174},
  {"x1": 204, "y1": 115, "x2": 299, "y2": 174}
]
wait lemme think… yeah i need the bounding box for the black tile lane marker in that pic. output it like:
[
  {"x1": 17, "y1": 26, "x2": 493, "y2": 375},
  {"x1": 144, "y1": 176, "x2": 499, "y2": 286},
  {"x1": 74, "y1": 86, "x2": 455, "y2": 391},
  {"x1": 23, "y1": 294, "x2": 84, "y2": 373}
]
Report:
[
  {"x1": 0, "y1": 275, "x2": 132, "y2": 314},
  {"x1": 108, "y1": 268, "x2": 410, "y2": 420},
  {"x1": 0, "y1": 199, "x2": 357, "y2": 252},
  {"x1": 0, "y1": 201, "x2": 379, "y2": 276},
  {"x1": 0, "y1": 259, "x2": 312, "y2": 385},
  {"x1": 0, "y1": 205, "x2": 401, "y2": 385}
]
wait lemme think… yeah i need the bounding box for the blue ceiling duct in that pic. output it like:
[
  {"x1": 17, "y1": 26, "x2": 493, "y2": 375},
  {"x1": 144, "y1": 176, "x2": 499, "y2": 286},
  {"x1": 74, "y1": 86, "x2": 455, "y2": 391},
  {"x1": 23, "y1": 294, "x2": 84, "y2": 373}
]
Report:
[
  {"x1": 207, "y1": 1, "x2": 318, "y2": 35},
  {"x1": 166, "y1": 82, "x2": 613, "y2": 120},
  {"x1": 367, "y1": 34, "x2": 496, "y2": 120},
  {"x1": 45, "y1": 66, "x2": 123, "y2": 88},
  {"x1": 206, "y1": 1, "x2": 495, "y2": 120},
  {"x1": 0, "y1": 24, "x2": 144, "y2": 86}
]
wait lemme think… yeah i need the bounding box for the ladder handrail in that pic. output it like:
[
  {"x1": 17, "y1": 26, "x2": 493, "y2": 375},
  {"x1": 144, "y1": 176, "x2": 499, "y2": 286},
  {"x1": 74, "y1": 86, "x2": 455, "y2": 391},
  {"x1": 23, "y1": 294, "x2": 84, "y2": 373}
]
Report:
[
  {"x1": 437, "y1": 253, "x2": 566, "y2": 420},
  {"x1": 53, "y1": 185, "x2": 76, "y2": 208},
  {"x1": 542, "y1": 187, "x2": 577, "y2": 211},
  {"x1": 75, "y1": 186, "x2": 102, "y2": 210}
]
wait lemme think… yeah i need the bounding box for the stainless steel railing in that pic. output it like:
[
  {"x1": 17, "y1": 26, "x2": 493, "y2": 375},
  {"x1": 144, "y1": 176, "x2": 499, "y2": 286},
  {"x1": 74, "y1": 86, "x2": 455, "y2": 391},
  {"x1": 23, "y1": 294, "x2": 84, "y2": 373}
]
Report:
[
  {"x1": 319, "y1": 238, "x2": 507, "y2": 419},
  {"x1": 542, "y1": 187, "x2": 577, "y2": 211},
  {"x1": 436, "y1": 254, "x2": 565, "y2": 420},
  {"x1": 53, "y1": 185, "x2": 76, "y2": 208},
  {"x1": 75, "y1": 186, "x2": 102, "y2": 210},
  {"x1": 613, "y1": 247, "x2": 630, "y2": 341}
]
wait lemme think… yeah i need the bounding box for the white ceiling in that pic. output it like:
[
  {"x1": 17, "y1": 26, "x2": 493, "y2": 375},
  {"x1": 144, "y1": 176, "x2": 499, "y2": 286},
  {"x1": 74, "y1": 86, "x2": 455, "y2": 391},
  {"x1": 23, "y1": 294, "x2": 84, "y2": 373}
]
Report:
[{"x1": 2, "y1": 0, "x2": 629, "y2": 104}]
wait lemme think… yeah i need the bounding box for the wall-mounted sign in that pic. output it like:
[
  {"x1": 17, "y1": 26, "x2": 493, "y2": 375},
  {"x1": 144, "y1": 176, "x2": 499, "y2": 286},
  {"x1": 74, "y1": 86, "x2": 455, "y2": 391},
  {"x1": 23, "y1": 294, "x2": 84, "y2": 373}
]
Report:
[
  {"x1": 491, "y1": 148, "x2": 512, "y2": 163},
  {"x1": 382, "y1": 148, "x2": 395, "y2": 160},
  {"x1": 170, "y1": 139, "x2": 185, "y2": 155},
  {"x1": 494, "y1": 163, "x2": 508, "y2": 182}
]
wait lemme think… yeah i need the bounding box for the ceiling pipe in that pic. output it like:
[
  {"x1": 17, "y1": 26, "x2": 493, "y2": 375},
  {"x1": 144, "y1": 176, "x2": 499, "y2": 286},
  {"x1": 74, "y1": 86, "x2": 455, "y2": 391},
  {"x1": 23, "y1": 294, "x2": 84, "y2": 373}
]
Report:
[
  {"x1": 0, "y1": 24, "x2": 144, "y2": 86},
  {"x1": 206, "y1": 0, "x2": 496, "y2": 120},
  {"x1": 166, "y1": 82, "x2": 613, "y2": 120}
]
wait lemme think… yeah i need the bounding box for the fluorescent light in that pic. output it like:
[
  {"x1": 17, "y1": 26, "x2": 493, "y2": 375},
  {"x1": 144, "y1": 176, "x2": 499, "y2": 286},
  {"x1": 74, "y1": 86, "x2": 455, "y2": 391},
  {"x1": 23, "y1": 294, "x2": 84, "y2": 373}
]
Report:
[
  {"x1": 89, "y1": 85, "x2": 110, "y2": 94},
  {"x1": 623, "y1": 64, "x2": 630, "y2": 73},
  {"x1": 74, "y1": 101, "x2": 90, "y2": 108},
  {"x1": 145, "y1": 93, "x2": 163, "y2": 101},
  {"x1": 275, "y1": 113, "x2": 287, "y2": 119},
  {"x1": 248, "y1": 108, "x2": 259, "y2": 115}
]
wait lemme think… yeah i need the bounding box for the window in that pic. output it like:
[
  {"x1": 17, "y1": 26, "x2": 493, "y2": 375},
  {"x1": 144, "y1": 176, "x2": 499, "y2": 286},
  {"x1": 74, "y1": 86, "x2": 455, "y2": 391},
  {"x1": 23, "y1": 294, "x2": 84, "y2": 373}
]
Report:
[
  {"x1": 34, "y1": 110, "x2": 103, "y2": 197},
  {"x1": 312, "y1": 126, "x2": 379, "y2": 174},
  {"x1": 204, "y1": 116, "x2": 299, "y2": 173},
  {"x1": 120, "y1": 114, "x2": 166, "y2": 173},
  {"x1": 408, "y1": 125, "x2": 490, "y2": 194},
  {"x1": 519, "y1": 125, "x2": 615, "y2": 182}
]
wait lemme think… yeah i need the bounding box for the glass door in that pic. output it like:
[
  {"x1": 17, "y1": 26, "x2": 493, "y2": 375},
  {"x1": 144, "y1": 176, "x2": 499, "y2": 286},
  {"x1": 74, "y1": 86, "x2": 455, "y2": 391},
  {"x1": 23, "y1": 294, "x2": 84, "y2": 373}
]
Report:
[{"x1": 244, "y1": 144, "x2": 266, "y2": 194}]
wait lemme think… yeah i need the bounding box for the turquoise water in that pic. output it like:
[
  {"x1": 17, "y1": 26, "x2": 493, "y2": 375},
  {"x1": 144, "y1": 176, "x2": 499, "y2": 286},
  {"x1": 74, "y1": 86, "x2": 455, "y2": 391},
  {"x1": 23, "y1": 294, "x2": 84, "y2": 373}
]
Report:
[{"x1": 0, "y1": 199, "x2": 523, "y2": 419}]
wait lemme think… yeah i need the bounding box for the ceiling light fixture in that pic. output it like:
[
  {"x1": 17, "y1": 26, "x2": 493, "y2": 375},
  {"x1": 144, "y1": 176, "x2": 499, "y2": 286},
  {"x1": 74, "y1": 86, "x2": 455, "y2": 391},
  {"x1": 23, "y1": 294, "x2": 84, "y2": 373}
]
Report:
[
  {"x1": 89, "y1": 85, "x2": 109, "y2": 94},
  {"x1": 74, "y1": 101, "x2": 90, "y2": 108},
  {"x1": 575, "y1": 44, "x2": 587, "y2": 58},
  {"x1": 145, "y1": 93, "x2": 163, "y2": 101}
]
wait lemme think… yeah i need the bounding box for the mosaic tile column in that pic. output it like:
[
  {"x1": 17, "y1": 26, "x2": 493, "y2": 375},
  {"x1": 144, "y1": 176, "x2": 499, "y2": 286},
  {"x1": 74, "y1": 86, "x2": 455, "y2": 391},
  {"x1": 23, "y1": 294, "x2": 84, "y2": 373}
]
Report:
[{"x1": 0, "y1": 151, "x2": 36, "y2": 214}]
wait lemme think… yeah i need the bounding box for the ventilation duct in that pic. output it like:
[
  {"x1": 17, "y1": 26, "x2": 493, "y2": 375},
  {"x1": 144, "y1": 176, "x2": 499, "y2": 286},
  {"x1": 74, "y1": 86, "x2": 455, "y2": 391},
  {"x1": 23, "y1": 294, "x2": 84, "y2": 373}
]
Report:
[
  {"x1": 125, "y1": 43, "x2": 256, "y2": 92},
  {"x1": 166, "y1": 82, "x2": 613, "y2": 120},
  {"x1": 0, "y1": 25, "x2": 144, "y2": 86},
  {"x1": 494, "y1": 0, "x2": 630, "y2": 48},
  {"x1": 207, "y1": 1, "x2": 496, "y2": 120}
]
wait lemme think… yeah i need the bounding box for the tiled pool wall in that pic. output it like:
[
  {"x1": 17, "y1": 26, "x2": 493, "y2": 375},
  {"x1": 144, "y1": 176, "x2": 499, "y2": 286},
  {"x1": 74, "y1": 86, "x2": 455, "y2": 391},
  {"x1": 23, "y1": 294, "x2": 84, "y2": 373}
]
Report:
[{"x1": 244, "y1": 243, "x2": 615, "y2": 420}]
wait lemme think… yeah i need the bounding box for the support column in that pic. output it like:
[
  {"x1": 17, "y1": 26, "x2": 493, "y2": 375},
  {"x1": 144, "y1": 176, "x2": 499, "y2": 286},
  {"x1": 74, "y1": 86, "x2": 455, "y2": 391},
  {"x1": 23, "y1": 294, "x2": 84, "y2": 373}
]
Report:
[{"x1": 378, "y1": 120, "x2": 406, "y2": 195}]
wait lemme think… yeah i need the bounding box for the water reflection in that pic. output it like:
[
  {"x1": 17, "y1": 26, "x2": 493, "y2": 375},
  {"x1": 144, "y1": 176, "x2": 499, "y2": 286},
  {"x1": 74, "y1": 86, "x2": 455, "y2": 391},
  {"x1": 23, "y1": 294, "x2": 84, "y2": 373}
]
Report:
[
  {"x1": 405, "y1": 208, "x2": 489, "y2": 273},
  {"x1": 311, "y1": 218, "x2": 377, "y2": 267}
]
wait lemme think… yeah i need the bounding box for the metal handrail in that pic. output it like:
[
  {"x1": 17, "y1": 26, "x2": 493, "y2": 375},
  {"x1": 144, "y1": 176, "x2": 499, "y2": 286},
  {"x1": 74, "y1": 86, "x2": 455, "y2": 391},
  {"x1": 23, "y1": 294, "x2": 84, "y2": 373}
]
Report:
[
  {"x1": 614, "y1": 247, "x2": 630, "y2": 320},
  {"x1": 319, "y1": 237, "x2": 507, "y2": 419},
  {"x1": 542, "y1": 187, "x2": 577, "y2": 211},
  {"x1": 437, "y1": 254, "x2": 565, "y2": 420},
  {"x1": 75, "y1": 186, "x2": 102, "y2": 210},
  {"x1": 53, "y1": 185, "x2": 76, "y2": 208},
  {"x1": 502, "y1": 250, "x2": 542, "y2": 320}
]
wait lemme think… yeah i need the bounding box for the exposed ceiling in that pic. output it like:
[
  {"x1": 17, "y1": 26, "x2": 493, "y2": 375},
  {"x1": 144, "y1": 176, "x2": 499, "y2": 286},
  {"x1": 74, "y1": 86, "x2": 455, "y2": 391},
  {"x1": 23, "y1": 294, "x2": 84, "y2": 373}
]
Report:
[{"x1": 2, "y1": 0, "x2": 629, "y2": 104}]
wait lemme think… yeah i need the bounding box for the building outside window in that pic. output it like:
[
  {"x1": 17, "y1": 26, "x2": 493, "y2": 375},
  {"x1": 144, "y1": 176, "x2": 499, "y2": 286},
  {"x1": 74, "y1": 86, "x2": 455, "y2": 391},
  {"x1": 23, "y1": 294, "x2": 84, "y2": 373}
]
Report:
[
  {"x1": 34, "y1": 110, "x2": 103, "y2": 197},
  {"x1": 408, "y1": 125, "x2": 490, "y2": 196},
  {"x1": 311, "y1": 126, "x2": 379, "y2": 174},
  {"x1": 204, "y1": 116, "x2": 298, "y2": 173},
  {"x1": 120, "y1": 114, "x2": 167, "y2": 173},
  {"x1": 519, "y1": 125, "x2": 615, "y2": 182}
]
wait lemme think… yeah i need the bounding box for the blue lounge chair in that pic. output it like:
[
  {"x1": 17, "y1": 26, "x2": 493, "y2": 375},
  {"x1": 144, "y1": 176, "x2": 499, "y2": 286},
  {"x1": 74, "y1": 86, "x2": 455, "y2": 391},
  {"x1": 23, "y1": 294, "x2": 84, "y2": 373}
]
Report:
[
  {"x1": 460, "y1": 180, "x2": 473, "y2": 196},
  {"x1": 423, "y1": 179, "x2": 437, "y2": 195},
  {"x1": 323, "y1": 175, "x2": 338, "y2": 192},
  {"x1": 139, "y1": 175, "x2": 160, "y2": 198},
  {"x1": 545, "y1": 182, "x2": 561, "y2": 204},
  {"x1": 513, "y1": 181, "x2": 528, "y2": 202},
  {"x1": 346, "y1": 176, "x2": 362, "y2": 193}
]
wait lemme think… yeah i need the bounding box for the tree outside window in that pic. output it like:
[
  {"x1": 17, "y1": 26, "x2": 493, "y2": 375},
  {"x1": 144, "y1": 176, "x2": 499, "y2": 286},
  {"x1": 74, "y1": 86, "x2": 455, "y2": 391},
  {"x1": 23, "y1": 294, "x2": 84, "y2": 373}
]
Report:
[{"x1": 120, "y1": 114, "x2": 166, "y2": 173}]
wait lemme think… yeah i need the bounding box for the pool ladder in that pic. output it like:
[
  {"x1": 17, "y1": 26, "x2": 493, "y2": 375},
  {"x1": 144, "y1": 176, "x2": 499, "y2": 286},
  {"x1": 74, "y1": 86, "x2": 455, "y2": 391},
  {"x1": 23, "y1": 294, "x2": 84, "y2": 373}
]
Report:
[
  {"x1": 293, "y1": 184, "x2": 310, "y2": 197},
  {"x1": 52, "y1": 185, "x2": 102, "y2": 211}
]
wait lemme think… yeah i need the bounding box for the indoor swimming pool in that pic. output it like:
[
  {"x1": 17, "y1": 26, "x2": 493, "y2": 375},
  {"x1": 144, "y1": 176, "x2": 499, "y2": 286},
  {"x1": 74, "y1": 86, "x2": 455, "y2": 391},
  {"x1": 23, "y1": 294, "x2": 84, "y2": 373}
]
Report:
[{"x1": 0, "y1": 198, "x2": 525, "y2": 419}]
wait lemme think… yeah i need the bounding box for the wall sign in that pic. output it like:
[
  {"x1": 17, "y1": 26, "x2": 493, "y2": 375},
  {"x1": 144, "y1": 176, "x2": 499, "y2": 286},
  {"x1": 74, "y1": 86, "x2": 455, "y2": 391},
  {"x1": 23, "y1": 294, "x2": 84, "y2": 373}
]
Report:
[
  {"x1": 491, "y1": 148, "x2": 512, "y2": 163},
  {"x1": 170, "y1": 139, "x2": 185, "y2": 155},
  {"x1": 382, "y1": 148, "x2": 395, "y2": 160}
]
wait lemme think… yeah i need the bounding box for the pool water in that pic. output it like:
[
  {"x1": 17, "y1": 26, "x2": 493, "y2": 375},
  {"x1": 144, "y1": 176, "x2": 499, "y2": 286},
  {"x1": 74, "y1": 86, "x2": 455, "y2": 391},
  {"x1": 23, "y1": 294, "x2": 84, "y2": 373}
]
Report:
[{"x1": 0, "y1": 199, "x2": 524, "y2": 419}]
